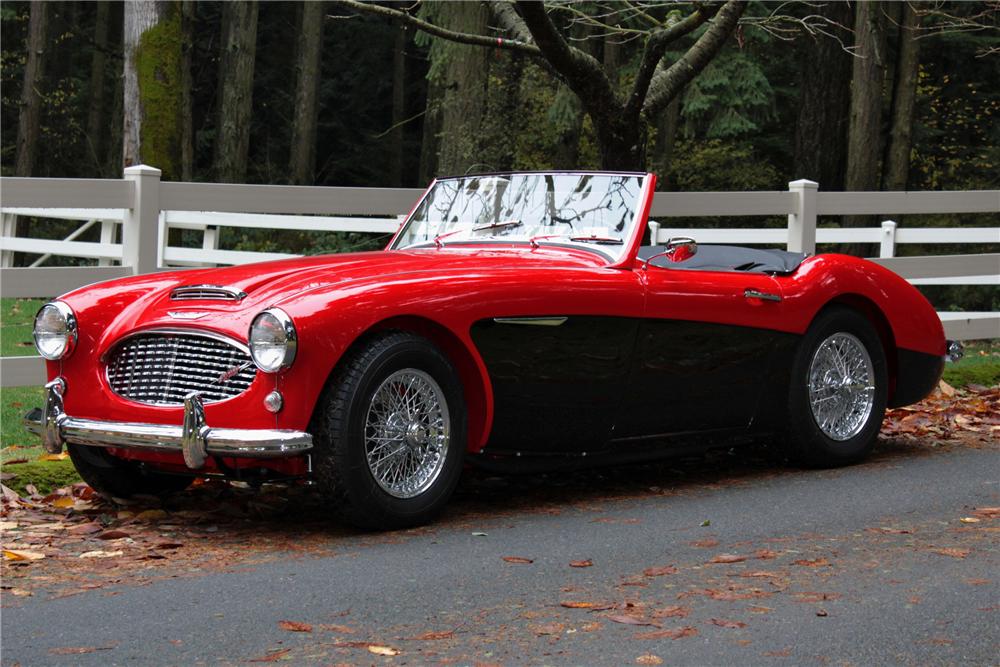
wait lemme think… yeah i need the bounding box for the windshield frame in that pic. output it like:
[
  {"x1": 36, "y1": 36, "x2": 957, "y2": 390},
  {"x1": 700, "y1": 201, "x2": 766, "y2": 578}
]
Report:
[{"x1": 387, "y1": 171, "x2": 655, "y2": 266}]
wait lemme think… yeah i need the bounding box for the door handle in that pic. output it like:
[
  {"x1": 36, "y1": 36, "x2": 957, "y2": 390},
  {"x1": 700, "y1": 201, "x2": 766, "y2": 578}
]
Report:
[{"x1": 744, "y1": 289, "x2": 781, "y2": 302}]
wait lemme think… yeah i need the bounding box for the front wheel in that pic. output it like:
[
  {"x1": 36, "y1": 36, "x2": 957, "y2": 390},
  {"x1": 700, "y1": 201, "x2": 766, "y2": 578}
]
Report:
[
  {"x1": 311, "y1": 331, "x2": 466, "y2": 530},
  {"x1": 785, "y1": 307, "x2": 888, "y2": 467}
]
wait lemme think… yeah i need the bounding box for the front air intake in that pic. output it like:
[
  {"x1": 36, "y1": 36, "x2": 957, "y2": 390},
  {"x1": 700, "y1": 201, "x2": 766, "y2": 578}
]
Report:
[{"x1": 170, "y1": 285, "x2": 247, "y2": 301}]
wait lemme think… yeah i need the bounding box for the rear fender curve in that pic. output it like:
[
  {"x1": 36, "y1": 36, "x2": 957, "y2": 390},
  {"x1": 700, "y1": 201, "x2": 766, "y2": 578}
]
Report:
[{"x1": 818, "y1": 294, "x2": 900, "y2": 406}]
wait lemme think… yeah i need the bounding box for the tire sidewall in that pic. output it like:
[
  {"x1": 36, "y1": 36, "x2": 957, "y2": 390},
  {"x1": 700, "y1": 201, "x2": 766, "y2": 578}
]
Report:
[
  {"x1": 335, "y1": 336, "x2": 466, "y2": 526},
  {"x1": 787, "y1": 307, "x2": 888, "y2": 466}
]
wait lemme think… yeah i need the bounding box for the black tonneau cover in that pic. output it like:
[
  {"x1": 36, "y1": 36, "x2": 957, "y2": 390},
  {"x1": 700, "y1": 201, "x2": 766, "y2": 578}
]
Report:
[{"x1": 638, "y1": 244, "x2": 807, "y2": 275}]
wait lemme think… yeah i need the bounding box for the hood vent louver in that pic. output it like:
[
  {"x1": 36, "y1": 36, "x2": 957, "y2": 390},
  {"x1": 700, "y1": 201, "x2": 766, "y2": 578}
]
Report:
[{"x1": 170, "y1": 285, "x2": 247, "y2": 302}]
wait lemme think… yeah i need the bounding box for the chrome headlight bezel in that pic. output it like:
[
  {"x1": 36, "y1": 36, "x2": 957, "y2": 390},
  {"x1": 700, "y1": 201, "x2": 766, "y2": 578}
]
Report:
[
  {"x1": 248, "y1": 308, "x2": 297, "y2": 373},
  {"x1": 33, "y1": 301, "x2": 78, "y2": 361}
]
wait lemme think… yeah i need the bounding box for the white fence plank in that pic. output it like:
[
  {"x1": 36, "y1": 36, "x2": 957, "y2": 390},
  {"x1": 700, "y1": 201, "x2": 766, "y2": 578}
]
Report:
[
  {"x1": 938, "y1": 313, "x2": 1000, "y2": 341},
  {"x1": 0, "y1": 236, "x2": 121, "y2": 260},
  {"x1": 651, "y1": 191, "x2": 795, "y2": 217},
  {"x1": 895, "y1": 227, "x2": 1000, "y2": 243},
  {"x1": 160, "y1": 182, "x2": 422, "y2": 216},
  {"x1": 817, "y1": 190, "x2": 1000, "y2": 215},
  {"x1": 163, "y1": 210, "x2": 401, "y2": 233},
  {"x1": 0, "y1": 266, "x2": 133, "y2": 298},
  {"x1": 162, "y1": 246, "x2": 298, "y2": 265},
  {"x1": 0, "y1": 356, "x2": 46, "y2": 387},
  {"x1": 868, "y1": 254, "x2": 1000, "y2": 279},
  {"x1": 0, "y1": 178, "x2": 133, "y2": 209}
]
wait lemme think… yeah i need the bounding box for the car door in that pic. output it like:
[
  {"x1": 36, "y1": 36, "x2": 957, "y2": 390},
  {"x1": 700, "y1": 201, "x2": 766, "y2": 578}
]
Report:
[{"x1": 613, "y1": 263, "x2": 795, "y2": 441}]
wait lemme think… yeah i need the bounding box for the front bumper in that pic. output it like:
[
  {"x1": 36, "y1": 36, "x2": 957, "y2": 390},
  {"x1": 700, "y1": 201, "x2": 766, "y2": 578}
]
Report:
[{"x1": 24, "y1": 378, "x2": 313, "y2": 469}]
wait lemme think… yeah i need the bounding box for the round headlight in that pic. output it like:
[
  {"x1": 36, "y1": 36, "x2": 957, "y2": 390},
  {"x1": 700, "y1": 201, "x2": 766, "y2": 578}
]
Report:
[
  {"x1": 248, "y1": 308, "x2": 297, "y2": 372},
  {"x1": 33, "y1": 302, "x2": 77, "y2": 361}
]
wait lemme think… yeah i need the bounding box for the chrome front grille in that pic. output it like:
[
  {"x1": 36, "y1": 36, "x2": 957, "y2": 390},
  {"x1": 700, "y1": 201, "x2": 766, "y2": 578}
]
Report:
[{"x1": 106, "y1": 331, "x2": 257, "y2": 405}]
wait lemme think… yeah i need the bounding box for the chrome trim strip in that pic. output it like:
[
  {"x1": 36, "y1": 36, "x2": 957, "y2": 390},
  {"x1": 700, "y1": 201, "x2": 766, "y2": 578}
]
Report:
[
  {"x1": 103, "y1": 328, "x2": 251, "y2": 358},
  {"x1": 170, "y1": 284, "x2": 247, "y2": 301},
  {"x1": 24, "y1": 378, "x2": 312, "y2": 469},
  {"x1": 493, "y1": 316, "x2": 569, "y2": 327}
]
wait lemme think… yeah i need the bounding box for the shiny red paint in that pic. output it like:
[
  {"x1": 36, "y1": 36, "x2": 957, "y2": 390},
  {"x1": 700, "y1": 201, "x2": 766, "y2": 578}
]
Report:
[{"x1": 50, "y1": 172, "x2": 945, "y2": 473}]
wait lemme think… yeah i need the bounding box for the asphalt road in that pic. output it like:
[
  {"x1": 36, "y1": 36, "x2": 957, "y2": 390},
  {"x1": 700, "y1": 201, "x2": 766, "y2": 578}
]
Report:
[{"x1": 3, "y1": 442, "x2": 998, "y2": 666}]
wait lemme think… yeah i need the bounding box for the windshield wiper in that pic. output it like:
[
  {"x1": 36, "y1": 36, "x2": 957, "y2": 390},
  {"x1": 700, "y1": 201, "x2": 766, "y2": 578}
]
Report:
[
  {"x1": 431, "y1": 228, "x2": 467, "y2": 248},
  {"x1": 472, "y1": 219, "x2": 522, "y2": 232},
  {"x1": 568, "y1": 235, "x2": 623, "y2": 245}
]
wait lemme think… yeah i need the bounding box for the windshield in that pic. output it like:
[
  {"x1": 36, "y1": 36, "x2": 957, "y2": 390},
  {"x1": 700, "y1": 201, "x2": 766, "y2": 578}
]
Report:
[{"x1": 391, "y1": 173, "x2": 645, "y2": 261}]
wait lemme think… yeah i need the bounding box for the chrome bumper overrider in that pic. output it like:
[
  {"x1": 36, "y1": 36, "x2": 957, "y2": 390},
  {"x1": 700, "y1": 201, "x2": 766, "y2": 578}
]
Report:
[{"x1": 23, "y1": 378, "x2": 312, "y2": 469}]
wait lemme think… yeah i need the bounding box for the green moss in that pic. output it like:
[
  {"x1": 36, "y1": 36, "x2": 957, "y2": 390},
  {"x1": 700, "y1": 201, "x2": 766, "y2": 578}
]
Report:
[
  {"x1": 1, "y1": 459, "x2": 80, "y2": 496},
  {"x1": 942, "y1": 340, "x2": 1000, "y2": 388},
  {"x1": 136, "y1": 6, "x2": 183, "y2": 179}
]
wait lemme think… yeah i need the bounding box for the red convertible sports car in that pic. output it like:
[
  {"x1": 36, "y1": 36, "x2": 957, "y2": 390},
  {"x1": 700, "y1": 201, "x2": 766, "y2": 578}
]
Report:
[{"x1": 27, "y1": 171, "x2": 955, "y2": 529}]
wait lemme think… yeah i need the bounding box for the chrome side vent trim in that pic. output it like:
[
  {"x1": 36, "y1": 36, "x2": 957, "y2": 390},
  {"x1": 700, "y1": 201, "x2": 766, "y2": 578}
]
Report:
[
  {"x1": 170, "y1": 284, "x2": 247, "y2": 301},
  {"x1": 494, "y1": 317, "x2": 568, "y2": 326}
]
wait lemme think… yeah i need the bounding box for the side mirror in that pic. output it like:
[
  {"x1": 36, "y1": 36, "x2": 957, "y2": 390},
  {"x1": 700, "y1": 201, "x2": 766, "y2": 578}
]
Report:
[
  {"x1": 665, "y1": 236, "x2": 697, "y2": 262},
  {"x1": 641, "y1": 237, "x2": 698, "y2": 270}
]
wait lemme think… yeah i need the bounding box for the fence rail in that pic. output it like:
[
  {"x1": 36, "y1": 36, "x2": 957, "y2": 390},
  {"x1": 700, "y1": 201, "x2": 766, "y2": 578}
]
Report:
[{"x1": 1, "y1": 167, "x2": 997, "y2": 388}]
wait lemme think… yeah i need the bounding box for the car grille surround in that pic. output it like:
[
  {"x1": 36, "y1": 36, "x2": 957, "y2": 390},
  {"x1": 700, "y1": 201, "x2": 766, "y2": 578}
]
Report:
[{"x1": 105, "y1": 331, "x2": 257, "y2": 406}]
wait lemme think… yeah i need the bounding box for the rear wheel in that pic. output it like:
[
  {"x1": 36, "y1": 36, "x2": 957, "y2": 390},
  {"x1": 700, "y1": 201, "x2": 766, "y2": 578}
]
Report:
[
  {"x1": 785, "y1": 307, "x2": 888, "y2": 467},
  {"x1": 68, "y1": 445, "x2": 192, "y2": 498},
  {"x1": 311, "y1": 331, "x2": 466, "y2": 530}
]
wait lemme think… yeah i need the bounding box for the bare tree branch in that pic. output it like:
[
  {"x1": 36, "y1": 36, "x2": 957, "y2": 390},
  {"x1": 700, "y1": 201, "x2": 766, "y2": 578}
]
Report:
[
  {"x1": 329, "y1": 0, "x2": 541, "y2": 57},
  {"x1": 642, "y1": 0, "x2": 746, "y2": 120},
  {"x1": 515, "y1": 1, "x2": 619, "y2": 113},
  {"x1": 485, "y1": 0, "x2": 535, "y2": 44},
  {"x1": 624, "y1": 6, "x2": 713, "y2": 118}
]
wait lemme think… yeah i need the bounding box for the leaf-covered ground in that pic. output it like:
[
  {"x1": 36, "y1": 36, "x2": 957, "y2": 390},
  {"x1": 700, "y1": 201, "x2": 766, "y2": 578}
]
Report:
[{"x1": 2, "y1": 383, "x2": 996, "y2": 605}]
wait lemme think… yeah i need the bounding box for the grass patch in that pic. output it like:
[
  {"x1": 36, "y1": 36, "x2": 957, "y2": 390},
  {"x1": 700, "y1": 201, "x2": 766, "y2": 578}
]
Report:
[
  {"x1": 943, "y1": 340, "x2": 1000, "y2": 388},
  {"x1": 1, "y1": 297, "x2": 48, "y2": 357},
  {"x1": 2, "y1": 459, "x2": 80, "y2": 496}
]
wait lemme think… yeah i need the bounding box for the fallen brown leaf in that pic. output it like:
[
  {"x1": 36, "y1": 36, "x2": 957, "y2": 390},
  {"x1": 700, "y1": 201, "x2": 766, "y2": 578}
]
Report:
[
  {"x1": 709, "y1": 554, "x2": 747, "y2": 564},
  {"x1": 710, "y1": 618, "x2": 748, "y2": 629},
  {"x1": 928, "y1": 547, "x2": 970, "y2": 559},
  {"x1": 651, "y1": 605, "x2": 690, "y2": 619},
  {"x1": 278, "y1": 620, "x2": 312, "y2": 633},
  {"x1": 754, "y1": 549, "x2": 780, "y2": 559},
  {"x1": 690, "y1": 539, "x2": 719, "y2": 548},
  {"x1": 607, "y1": 615, "x2": 660, "y2": 627},
  {"x1": 560, "y1": 601, "x2": 610, "y2": 609},
  {"x1": 367, "y1": 645, "x2": 401, "y2": 656},
  {"x1": 97, "y1": 530, "x2": 131, "y2": 540},
  {"x1": 792, "y1": 558, "x2": 830, "y2": 567},
  {"x1": 2, "y1": 549, "x2": 45, "y2": 561},
  {"x1": 635, "y1": 626, "x2": 698, "y2": 640},
  {"x1": 569, "y1": 559, "x2": 593, "y2": 568},
  {"x1": 502, "y1": 556, "x2": 533, "y2": 564},
  {"x1": 636, "y1": 655, "x2": 663, "y2": 665},
  {"x1": 409, "y1": 630, "x2": 454, "y2": 640},
  {"x1": 643, "y1": 565, "x2": 678, "y2": 577}
]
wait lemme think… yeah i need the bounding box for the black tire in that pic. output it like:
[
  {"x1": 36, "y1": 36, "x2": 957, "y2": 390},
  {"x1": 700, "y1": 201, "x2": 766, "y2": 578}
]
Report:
[
  {"x1": 785, "y1": 306, "x2": 888, "y2": 467},
  {"x1": 311, "y1": 331, "x2": 467, "y2": 530},
  {"x1": 68, "y1": 444, "x2": 192, "y2": 498}
]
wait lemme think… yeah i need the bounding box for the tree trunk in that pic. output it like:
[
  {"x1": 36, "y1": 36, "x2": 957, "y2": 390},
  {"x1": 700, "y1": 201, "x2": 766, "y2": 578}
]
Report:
[
  {"x1": 288, "y1": 0, "x2": 324, "y2": 185},
  {"x1": 180, "y1": 0, "x2": 195, "y2": 181},
  {"x1": 843, "y1": 0, "x2": 888, "y2": 252},
  {"x1": 435, "y1": 2, "x2": 489, "y2": 174},
  {"x1": 419, "y1": 78, "x2": 443, "y2": 183},
  {"x1": 793, "y1": 1, "x2": 853, "y2": 189},
  {"x1": 883, "y1": 2, "x2": 920, "y2": 191},
  {"x1": 389, "y1": 14, "x2": 407, "y2": 186},
  {"x1": 213, "y1": 1, "x2": 258, "y2": 183},
  {"x1": 15, "y1": 1, "x2": 48, "y2": 177},
  {"x1": 653, "y1": 96, "x2": 681, "y2": 188},
  {"x1": 87, "y1": 0, "x2": 110, "y2": 174},
  {"x1": 123, "y1": 0, "x2": 184, "y2": 179}
]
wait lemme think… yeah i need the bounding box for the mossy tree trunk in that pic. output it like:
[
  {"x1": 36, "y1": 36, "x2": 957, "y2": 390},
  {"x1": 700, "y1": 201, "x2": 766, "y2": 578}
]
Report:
[
  {"x1": 289, "y1": 0, "x2": 324, "y2": 185},
  {"x1": 15, "y1": 1, "x2": 48, "y2": 177},
  {"x1": 123, "y1": 0, "x2": 184, "y2": 180},
  {"x1": 213, "y1": 1, "x2": 258, "y2": 183},
  {"x1": 86, "y1": 0, "x2": 110, "y2": 175},
  {"x1": 883, "y1": 2, "x2": 921, "y2": 191}
]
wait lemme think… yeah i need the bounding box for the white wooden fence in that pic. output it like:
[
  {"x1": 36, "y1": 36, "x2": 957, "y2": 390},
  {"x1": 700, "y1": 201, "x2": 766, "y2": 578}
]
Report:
[{"x1": 1, "y1": 166, "x2": 997, "y2": 387}]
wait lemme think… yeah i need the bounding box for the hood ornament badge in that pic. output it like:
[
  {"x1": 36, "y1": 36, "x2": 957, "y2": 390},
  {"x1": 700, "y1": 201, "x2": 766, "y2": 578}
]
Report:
[{"x1": 167, "y1": 311, "x2": 210, "y2": 320}]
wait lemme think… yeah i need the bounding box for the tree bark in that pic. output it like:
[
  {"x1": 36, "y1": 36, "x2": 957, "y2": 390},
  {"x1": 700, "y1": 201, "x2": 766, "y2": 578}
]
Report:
[
  {"x1": 883, "y1": 2, "x2": 921, "y2": 191},
  {"x1": 419, "y1": 78, "x2": 444, "y2": 184},
  {"x1": 793, "y1": 1, "x2": 853, "y2": 189},
  {"x1": 653, "y1": 96, "x2": 681, "y2": 188},
  {"x1": 213, "y1": 0, "x2": 259, "y2": 183},
  {"x1": 15, "y1": 1, "x2": 48, "y2": 177},
  {"x1": 180, "y1": 0, "x2": 195, "y2": 181},
  {"x1": 288, "y1": 1, "x2": 324, "y2": 185},
  {"x1": 123, "y1": 0, "x2": 184, "y2": 178},
  {"x1": 87, "y1": 1, "x2": 110, "y2": 174},
  {"x1": 389, "y1": 13, "x2": 407, "y2": 186}
]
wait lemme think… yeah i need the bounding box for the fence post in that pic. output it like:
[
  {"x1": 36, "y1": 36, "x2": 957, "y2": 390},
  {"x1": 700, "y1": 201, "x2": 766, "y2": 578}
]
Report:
[
  {"x1": 122, "y1": 164, "x2": 161, "y2": 275},
  {"x1": 0, "y1": 213, "x2": 15, "y2": 267},
  {"x1": 647, "y1": 220, "x2": 661, "y2": 246},
  {"x1": 98, "y1": 218, "x2": 116, "y2": 267},
  {"x1": 787, "y1": 179, "x2": 818, "y2": 255},
  {"x1": 880, "y1": 220, "x2": 898, "y2": 258}
]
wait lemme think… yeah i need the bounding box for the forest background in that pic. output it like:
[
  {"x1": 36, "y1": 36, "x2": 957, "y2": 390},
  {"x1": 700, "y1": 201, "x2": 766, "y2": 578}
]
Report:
[{"x1": 1, "y1": 0, "x2": 998, "y2": 310}]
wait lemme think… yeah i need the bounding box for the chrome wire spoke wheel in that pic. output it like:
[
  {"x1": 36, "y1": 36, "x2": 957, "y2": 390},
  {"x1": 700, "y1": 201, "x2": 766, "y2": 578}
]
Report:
[
  {"x1": 364, "y1": 368, "x2": 450, "y2": 499},
  {"x1": 807, "y1": 332, "x2": 876, "y2": 441}
]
